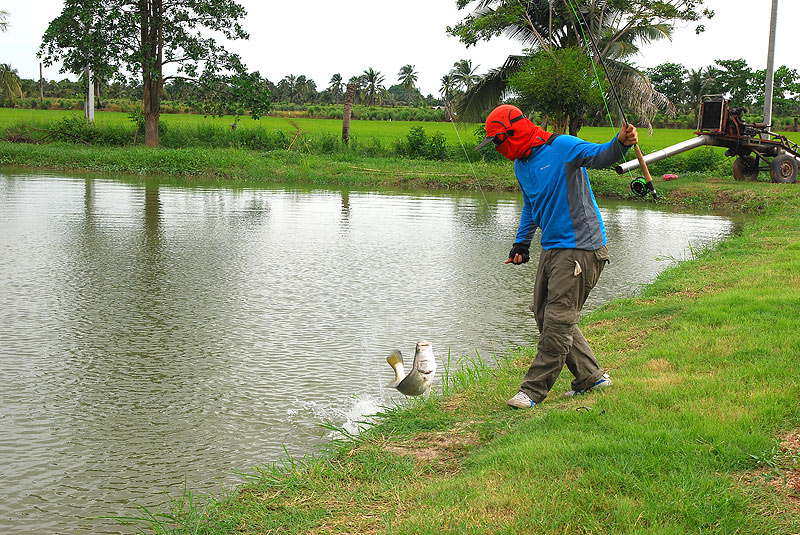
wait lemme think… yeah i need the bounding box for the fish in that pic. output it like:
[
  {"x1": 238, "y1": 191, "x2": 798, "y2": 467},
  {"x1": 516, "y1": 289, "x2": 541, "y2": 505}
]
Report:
[{"x1": 386, "y1": 341, "x2": 436, "y2": 396}]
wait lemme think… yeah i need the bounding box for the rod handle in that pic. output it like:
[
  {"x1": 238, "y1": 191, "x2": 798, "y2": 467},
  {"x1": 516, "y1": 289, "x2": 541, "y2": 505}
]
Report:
[{"x1": 633, "y1": 144, "x2": 658, "y2": 200}]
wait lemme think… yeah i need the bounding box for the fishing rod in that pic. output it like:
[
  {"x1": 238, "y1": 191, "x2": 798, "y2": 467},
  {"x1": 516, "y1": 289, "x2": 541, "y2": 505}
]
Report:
[{"x1": 570, "y1": 2, "x2": 658, "y2": 200}]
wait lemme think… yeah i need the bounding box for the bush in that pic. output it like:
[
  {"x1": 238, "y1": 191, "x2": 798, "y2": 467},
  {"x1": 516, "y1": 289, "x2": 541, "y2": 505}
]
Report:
[
  {"x1": 407, "y1": 126, "x2": 427, "y2": 157},
  {"x1": 683, "y1": 146, "x2": 725, "y2": 172},
  {"x1": 648, "y1": 146, "x2": 726, "y2": 175},
  {"x1": 426, "y1": 131, "x2": 448, "y2": 160},
  {"x1": 308, "y1": 132, "x2": 341, "y2": 154}
]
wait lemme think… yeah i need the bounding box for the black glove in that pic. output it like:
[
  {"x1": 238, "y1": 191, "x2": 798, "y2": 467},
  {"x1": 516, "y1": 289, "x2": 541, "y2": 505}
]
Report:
[{"x1": 508, "y1": 242, "x2": 530, "y2": 264}]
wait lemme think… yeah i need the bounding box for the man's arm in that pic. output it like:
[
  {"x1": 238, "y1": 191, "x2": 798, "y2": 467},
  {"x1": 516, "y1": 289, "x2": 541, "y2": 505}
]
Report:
[
  {"x1": 569, "y1": 123, "x2": 639, "y2": 170},
  {"x1": 506, "y1": 188, "x2": 537, "y2": 265},
  {"x1": 515, "y1": 188, "x2": 536, "y2": 246}
]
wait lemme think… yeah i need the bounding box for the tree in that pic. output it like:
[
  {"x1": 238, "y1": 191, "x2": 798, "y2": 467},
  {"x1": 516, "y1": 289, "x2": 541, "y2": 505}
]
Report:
[
  {"x1": 278, "y1": 75, "x2": 298, "y2": 102},
  {"x1": 646, "y1": 62, "x2": 688, "y2": 111},
  {"x1": 440, "y1": 73, "x2": 456, "y2": 121},
  {"x1": 395, "y1": 65, "x2": 421, "y2": 106},
  {"x1": 40, "y1": 0, "x2": 270, "y2": 148},
  {"x1": 328, "y1": 73, "x2": 344, "y2": 104},
  {"x1": 0, "y1": 10, "x2": 9, "y2": 32},
  {"x1": 713, "y1": 59, "x2": 755, "y2": 107},
  {"x1": 398, "y1": 64, "x2": 418, "y2": 90},
  {"x1": 752, "y1": 65, "x2": 800, "y2": 117},
  {"x1": 447, "y1": 0, "x2": 713, "y2": 123},
  {"x1": 685, "y1": 67, "x2": 716, "y2": 121},
  {"x1": 451, "y1": 59, "x2": 480, "y2": 91},
  {"x1": 362, "y1": 67, "x2": 385, "y2": 107},
  {"x1": 348, "y1": 75, "x2": 366, "y2": 104},
  {"x1": 0, "y1": 64, "x2": 23, "y2": 105},
  {"x1": 509, "y1": 48, "x2": 603, "y2": 135}
]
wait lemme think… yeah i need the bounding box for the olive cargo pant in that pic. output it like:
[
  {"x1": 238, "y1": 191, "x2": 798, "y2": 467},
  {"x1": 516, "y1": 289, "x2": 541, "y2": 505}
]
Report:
[{"x1": 519, "y1": 246, "x2": 610, "y2": 403}]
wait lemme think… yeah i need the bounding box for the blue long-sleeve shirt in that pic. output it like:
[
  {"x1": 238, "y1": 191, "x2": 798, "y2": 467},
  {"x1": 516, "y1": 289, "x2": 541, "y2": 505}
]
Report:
[{"x1": 514, "y1": 133, "x2": 630, "y2": 250}]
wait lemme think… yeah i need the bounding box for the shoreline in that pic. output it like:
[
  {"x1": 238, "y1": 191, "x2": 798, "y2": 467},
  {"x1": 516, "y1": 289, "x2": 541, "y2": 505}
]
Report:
[
  {"x1": 3, "y1": 144, "x2": 799, "y2": 534},
  {"x1": 1, "y1": 141, "x2": 793, "y2": 213}
]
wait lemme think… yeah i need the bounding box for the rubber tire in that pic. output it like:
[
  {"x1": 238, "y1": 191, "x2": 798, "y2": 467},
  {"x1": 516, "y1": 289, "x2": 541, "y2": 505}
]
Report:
[
  {"x1": 769, "y1": 154, "x2": 799, "y2": 184},
  {"x1": 732, "y1": 155, "x2": 759, "y2": 181}
]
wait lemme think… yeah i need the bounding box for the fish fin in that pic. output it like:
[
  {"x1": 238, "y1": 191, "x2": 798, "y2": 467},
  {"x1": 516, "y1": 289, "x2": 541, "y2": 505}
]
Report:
[{"x1": 386, "y1": 350, "x2": 403, "y2": 367}]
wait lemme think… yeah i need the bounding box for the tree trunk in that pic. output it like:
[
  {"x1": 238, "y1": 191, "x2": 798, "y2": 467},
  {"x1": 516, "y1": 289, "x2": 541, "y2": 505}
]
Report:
[
  {"x1": 568, "y1": 114, "x2": 582, "y2": 136},
  {"x1": 143, "y1": 74, "x2": 160, "y2": 148},
  {"x1": 342, "y1": 83, "x2": 355, "y2": 145},
  {"x1": 444, "y1": 100, "x2": 454, "y2": 122},
  {"x1": 141, "y1": 0, "x2": 163, "y2": 148},
  {"x1": 39, "y1": 63, "x2": 43, "y2": 102}
]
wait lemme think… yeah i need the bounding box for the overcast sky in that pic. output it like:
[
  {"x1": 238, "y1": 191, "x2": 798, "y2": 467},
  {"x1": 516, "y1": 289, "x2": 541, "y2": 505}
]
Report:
[{"x1": 1, "y1": 0, "x2": 797, "y2": 96}]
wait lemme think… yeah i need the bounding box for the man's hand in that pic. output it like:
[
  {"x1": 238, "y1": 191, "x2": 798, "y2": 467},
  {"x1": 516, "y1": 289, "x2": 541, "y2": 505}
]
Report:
[
  {"x1": 505, "y1": 242, "x2": 530, "y2": 265},
  {"x1": 618, "y1": 123, "x2": 638, "y2": 147}
]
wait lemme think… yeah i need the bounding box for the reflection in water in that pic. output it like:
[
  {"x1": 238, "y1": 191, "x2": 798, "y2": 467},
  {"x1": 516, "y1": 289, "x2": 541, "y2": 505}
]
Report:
[{"x1": 0, "y1": 171, "x2": 739, "y2": 534}]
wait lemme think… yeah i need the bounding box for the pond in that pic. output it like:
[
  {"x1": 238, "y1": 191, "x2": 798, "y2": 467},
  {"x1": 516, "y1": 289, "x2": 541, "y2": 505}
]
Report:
[{"x1": 0, "y1": 169, "x2": 739, "y2": 533}]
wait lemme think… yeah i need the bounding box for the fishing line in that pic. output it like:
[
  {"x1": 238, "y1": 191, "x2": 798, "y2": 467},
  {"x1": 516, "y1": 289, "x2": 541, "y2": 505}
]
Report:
[
  {"x1": 449, "y1": 117, "x2": 490, "y2": 207},
  {"x1": 565, "y1": 0, "x2": 636, "y2": 177}
]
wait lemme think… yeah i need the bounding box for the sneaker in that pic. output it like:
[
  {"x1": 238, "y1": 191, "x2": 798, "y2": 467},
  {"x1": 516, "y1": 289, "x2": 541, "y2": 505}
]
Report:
[
  {"x1": 563, "y1": 373, "x2": 612, "y2": 397},
  {"x1": 507, "y1": 391, "x2": 536, "y2": 409}
]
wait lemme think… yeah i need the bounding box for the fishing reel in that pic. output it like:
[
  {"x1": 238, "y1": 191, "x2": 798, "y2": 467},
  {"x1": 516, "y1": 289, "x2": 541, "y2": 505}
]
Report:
[{"x1": 630, "y1": 177, "x2": 655, "y2": 198}]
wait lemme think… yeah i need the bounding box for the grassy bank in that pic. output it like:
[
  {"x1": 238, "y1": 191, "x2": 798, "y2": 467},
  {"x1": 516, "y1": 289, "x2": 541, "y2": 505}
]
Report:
[
  {"x1": 1, "y1": 139, "x2": 797, "y2": 207},
  {"x1": 0, "y1": 142, "x2": 520, "y2": 190},
  {"x1": 94, "y1": 179, "x2": 798, "y2": 532},
  {"x1": 2, "y1": 129, "x2": 799, "y2": 534}
]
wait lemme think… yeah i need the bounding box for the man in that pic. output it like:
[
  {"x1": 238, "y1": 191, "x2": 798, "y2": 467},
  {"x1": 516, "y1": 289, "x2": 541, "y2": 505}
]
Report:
[{"x1": 475, "y1": 104, "x2": 638, "y2": 409}]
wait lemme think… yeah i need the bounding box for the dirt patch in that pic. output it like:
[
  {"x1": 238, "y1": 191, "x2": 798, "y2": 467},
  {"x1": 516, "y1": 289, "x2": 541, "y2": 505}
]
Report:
[
  {"x1": 778, "y1": 469, "x2": 800, "y2": 494},
  {"x1": 781, "y1": 432, "x2": 800, "y2": 455},
  {"x1": 383, "y1": 422, "x2": 481, "y2": 469},
  {"x1": 742, "y1": 429, "x2": 800, "y2": 520},
  {"x1": 646, "y1": 358, "x2": 675, "y2": 372}
]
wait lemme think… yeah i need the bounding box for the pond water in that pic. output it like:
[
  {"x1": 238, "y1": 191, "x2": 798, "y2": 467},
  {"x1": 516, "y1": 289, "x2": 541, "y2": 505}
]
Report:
[{"x1": 0, "y1": 169, "x2": 739, "y2": 533}]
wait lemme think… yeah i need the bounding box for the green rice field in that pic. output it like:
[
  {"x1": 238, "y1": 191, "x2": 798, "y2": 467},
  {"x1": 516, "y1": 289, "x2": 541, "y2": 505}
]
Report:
[{"x1": 3, "y1": 107, "x2": 798, "y2": 152}]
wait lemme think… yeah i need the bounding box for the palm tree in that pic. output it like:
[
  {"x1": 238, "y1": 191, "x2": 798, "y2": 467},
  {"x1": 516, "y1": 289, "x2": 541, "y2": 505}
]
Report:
[
  {"x1": 278, "y1": 74, "x2": 297, "y2": 103},
  {"x1": 440, "y1": 73, "x2": 456, "y2": 121},
  {"x1": 398, "y1": 64, "x2": 418, "y2": 90},
  {"x1": 328, "y1": 73, "x2": 343, "y2": 104},
  {"x1": 0, "y1": 10, "x2": 9, "y2": 32},
  {"x1": 686, "y1": 67, "x2": 716, "y2": 123},
  {"x1": 452, "y1": 0, "x2": 677, "y2": 124},
  {"x1": 348, "y1": 75, "x2": 366, "y2": 104},
  {"x1": 451, "y1": 59, "x2": 480, "y2": 92},
  {"x1": 295, "y1": 75, "x2": 316, "y2": 104},
  {"x1": 0, "y1": 64, "x2": 23, "y2": 104},
  {"x1": 362, "y1": 67, "x2": 385, "y2": 107}
]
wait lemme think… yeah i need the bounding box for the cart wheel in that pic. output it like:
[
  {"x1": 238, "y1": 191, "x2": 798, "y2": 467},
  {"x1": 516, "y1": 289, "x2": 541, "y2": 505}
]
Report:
[
  {"x1": 732, "y1": 155, "x2": 759, "y2": 181},
  {"x1": 769, "y1": 154, "x2": 799, "y2": 183}
]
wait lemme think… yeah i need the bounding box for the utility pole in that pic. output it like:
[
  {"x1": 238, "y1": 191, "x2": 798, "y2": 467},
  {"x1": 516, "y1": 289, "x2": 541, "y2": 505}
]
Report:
[
  {"x1": 763, "y1": 0, "x2": 778, "y2": 128},
  {"x1": 39, "y1": 63, "x2": 43, "y2": 103}
]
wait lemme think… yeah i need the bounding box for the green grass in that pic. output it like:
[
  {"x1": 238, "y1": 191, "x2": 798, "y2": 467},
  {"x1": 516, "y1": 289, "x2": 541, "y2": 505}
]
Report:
[
  {"x1": 0, "y1": 142, "x2": 521, "y2": 190},
  {"x1": 0, "y1": 108, "x2": 482, "y2": 146},
  {"x1": 3, "y1": 108, "x2": 798, "y2": 151},
  {"x1": 85, "y1": 171, "x2": 799, "y2": 533}
]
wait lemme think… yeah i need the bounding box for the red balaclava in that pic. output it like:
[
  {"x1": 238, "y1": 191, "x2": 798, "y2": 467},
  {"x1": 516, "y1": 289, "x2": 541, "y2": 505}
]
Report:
[{"x1": 478, "y1": 105, "x2": 552, "y2": 161}]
